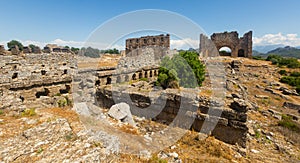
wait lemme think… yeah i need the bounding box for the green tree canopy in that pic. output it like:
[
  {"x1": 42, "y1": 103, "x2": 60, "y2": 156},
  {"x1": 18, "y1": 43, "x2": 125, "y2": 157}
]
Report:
[
  {"x1": 156, "y1": 51, "x2": 206, "y2": 89},
  {"x1": 7, "y1": 40, "x2": 23, "y2": 51}
]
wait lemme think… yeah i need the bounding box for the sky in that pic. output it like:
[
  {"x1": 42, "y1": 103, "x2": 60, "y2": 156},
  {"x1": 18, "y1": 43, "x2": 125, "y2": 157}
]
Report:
[{"x1": 0, "y1": 0, "x2": 300, "y2": 50}]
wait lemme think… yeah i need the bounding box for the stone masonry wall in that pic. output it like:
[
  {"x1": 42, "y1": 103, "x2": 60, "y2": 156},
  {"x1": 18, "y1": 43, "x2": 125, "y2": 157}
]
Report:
[
  {"x1": 200, "y1": 31, "x2": 252, "y2": 58},
  {"x1": 0, "y1": 52, "x2": 76, "y2": 113},
  {"x1": 96, "y1": 87, "x2": 248, "y2": 147},
  {"x1": 126, "y1": 34, "x2": 170, "y2": 56}
]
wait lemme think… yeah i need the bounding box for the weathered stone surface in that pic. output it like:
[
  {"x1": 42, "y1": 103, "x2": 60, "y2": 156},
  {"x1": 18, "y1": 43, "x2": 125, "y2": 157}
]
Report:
[
  {"x1": 280, "y1": 87, "x2": 299, "y2": 96},
  {"x1": 0, "y1": 52, "x2": 76, "y2": 112},
  {"x1": 23, "y1": 46, "x2": 32, "y2": 53},
  {"x1": 11, "y1": 45, "x2": 20, "y2": 55},
  {"x1": 32, "y1": 46, "x2": 42, "y2": 54},
  {"x1": 231, "y1": 60, "x2": 242, "y2": 69},
  {"x1": 230, "y1": 98, "x2": 249, "y2": 112},
  {"x1": 108, "y1": 102, "x2": 135, "y2": 126},
  {"x1": 283, "y1": 102, "x2": 300, "y2": 111},
  {"x1": 0, "y1": 45, "x2": 6, "y2": 55},
  {"x1": 255, "y1": 95, "x2": 269, "y2": 99},
  {"x1": 0, "y1": 118, "x2": 119, "y2": 162},
  {"x1": 126, "y1": 34, "x2": 170, "y2": 56}
]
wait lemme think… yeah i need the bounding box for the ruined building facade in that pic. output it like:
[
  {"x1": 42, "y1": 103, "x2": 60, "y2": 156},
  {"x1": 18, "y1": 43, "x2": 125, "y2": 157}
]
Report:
[
  {"x1": 125, "y1": 34, "x2": 170, "y2": 57},
  {"x1": 0, "y1": 49, "x2": 76, "y2": 112},
  {"x1": 200, "y1": 31, "x2": 252, "y2": 58}
]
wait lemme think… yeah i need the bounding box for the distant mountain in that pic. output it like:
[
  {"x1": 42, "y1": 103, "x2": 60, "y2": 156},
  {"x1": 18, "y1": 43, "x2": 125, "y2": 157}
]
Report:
[
  {"x1": 253, "y1": 44, "x2": 285, "y2": 53},
  {"x1": 266, "y1": 46, "x2": 300, "y2": 59},
  {"x1": 252, "y1": 50, "x2": 265, "y2": 56}
]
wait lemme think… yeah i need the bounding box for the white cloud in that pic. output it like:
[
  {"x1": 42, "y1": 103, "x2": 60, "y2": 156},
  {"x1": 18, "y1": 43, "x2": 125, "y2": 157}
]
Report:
[
  {"x1": 170, "y1": 38, "x2": 198, "y2": 50},
  {"x1": 253, "y1": 33, "x2": 300, "y2": 47}
]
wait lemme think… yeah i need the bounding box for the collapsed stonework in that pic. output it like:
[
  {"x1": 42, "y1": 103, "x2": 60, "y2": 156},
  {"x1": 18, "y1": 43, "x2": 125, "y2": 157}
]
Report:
[
  {"x1": 0, "y1": 52, "x2": 76, "y2": 113},
  {"x1": 200, "y1": 31, "x2": 252, "y2": 58}
]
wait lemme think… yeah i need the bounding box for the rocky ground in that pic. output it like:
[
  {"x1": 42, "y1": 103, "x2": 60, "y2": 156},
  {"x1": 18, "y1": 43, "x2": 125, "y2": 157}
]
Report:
[{"x1": 0, "y1": 57, "x2": 300, "y2": 162}]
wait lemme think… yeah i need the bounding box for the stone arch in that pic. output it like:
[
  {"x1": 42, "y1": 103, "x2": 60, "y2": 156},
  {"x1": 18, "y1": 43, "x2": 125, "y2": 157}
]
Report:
[
  {"x1": 139, "y1": 72, "x2": 143, "y2": 79},
  {"x1": 132, "y1": 74, "x2": 137, "y2": 80},
  {"x1": 149, "y1": 70, "x2": 153, "y2": 77},
  {"x1": 218, "y1": 46, "x2": 232, "y2": 56},
  {"x1": 144, "y1": 71, "x2": 148, "y2": 78},
  {"x1": 200, "y1": 31, "x2": 252, "y2": 58}
]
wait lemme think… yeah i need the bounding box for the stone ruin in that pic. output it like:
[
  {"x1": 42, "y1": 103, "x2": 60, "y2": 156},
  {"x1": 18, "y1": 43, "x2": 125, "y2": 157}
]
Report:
[
  {"x1": 200, "y1": 31, "x2": 252, "y2": 58},
  {"x1": 11, "y1": 45, "x2": 20, "y2": 55},
  {"x1": 125, "y1": 34, "x2": 170, "y2": 57},
  {"x1": 0, "y1": 50, "x2": 76, "y2": 113},
  {"x1": 43, "y1": 44, "x2": 71, "y2": 53},
  {"x1": 0, "y1": 32, "x2": 252, "y2": 148},
  {"x1": 0, "y1": 45, "x2": 6, "y2": 55}
]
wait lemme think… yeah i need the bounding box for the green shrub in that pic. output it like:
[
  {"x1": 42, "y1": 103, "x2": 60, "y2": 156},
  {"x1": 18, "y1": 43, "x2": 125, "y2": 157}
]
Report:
[
  {"x1": 267, "y1": 54, "x2": 300, "y2": 68},
  {"x1": 139, "y1": 77, "x2": 149, "y2": 82},
  {"x1": 21, "y1": 108, "x2": 36, "y2": 116},
  {"x1": 156, "y1": 67, "x2": 179, "y2": 89},
  {"x1": 280, "y1": 76, "x2": 300, "y2": 86},
  {"x1": 290, "y1": 71, "x2": 300, "y2": 77},
  {"x1": 57, "y1": 96, "x2": 72, "y2": 107},
  {"x1": 278, "y1": 69, "x2": 287, "y2": 75},
  {"x1": 156, "y1": 51, "x2": 205, "y2": 89},
  {"x1": 0, "y1": 110, "x2": 3, "y2": 115},
  {"x1": 278, "y1": 115, "x2": 300, "y2": 132}
]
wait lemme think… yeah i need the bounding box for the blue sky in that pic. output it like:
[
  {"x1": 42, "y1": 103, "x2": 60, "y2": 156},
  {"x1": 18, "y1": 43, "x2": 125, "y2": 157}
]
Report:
[{"x1": 1, "y1": 0, "x2": 300, "y2": 49}]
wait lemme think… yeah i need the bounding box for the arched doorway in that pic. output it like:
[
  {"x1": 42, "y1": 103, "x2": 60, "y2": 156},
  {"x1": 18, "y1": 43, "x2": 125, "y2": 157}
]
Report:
[
  {"x1": 219, "y1": 47, "x2": 232, "y2": 56},
  {"x1": 238, "y1": 49, "x2": 245, "y2": 57},
  {"x1": 132, "y1": 74, "x2": 136, "y2": 80}
]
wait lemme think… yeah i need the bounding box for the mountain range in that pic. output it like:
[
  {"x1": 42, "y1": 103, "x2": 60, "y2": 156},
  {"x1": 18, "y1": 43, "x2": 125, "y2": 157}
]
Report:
[{"x1": 253, "y1": 45, "x2": 300, "y2": 59}]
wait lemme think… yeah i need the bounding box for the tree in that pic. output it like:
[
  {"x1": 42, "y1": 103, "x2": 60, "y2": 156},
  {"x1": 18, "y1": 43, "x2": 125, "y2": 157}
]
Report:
[
  {"x1": 156, "y1": 51, "x2": 206, "y2": 89},
  {"x1": 80, "y1": 47, "x2": 100, "y2": 58},
  {"x1": 29, "y1": 44, "x2": 39, "y2": 50},
  {"x1": 101, "y1": 48, "x2": 120, "y2": 54},
  {"x1": 7, "y1": 40, "x2": 23, "y2": 51},
  {"x1": 71, "y1": 47, "x2": 80, "y2": 54}
]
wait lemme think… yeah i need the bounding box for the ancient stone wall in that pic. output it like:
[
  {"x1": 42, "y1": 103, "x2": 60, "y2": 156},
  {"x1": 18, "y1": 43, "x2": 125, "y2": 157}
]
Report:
[
  {"x1": 95, "y1": 87, "x2": 248, "y2": 147},
  {"x1": 200, "y1": 31, "x2": 252, "y2": 58},
  {"x1": 126, "y1": 34, "x2": 170, "y2": 56},
  {"x1": 0, "y1": 52, "x2": 76, "y2": 113}
]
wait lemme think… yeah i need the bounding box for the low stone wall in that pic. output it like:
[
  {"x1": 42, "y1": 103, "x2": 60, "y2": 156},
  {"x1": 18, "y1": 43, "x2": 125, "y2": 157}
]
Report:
[{"x1": 96, "y1": 87, "x2": 248, "y2": 147}]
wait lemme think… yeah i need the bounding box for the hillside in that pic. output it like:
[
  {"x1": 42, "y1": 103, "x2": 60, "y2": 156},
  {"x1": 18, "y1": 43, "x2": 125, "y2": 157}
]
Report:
[
  {"x1": 267, "y1": 46, "x2": 300, "y2": 58},
  {"x1": 253, "y1": 46, "x2": 300, "y2": 59}
]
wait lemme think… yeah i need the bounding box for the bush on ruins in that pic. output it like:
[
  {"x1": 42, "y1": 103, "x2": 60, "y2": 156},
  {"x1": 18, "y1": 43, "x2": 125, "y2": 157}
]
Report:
[{"x1": 156, "y1": 51, "x2": 205, "y2": 89}]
